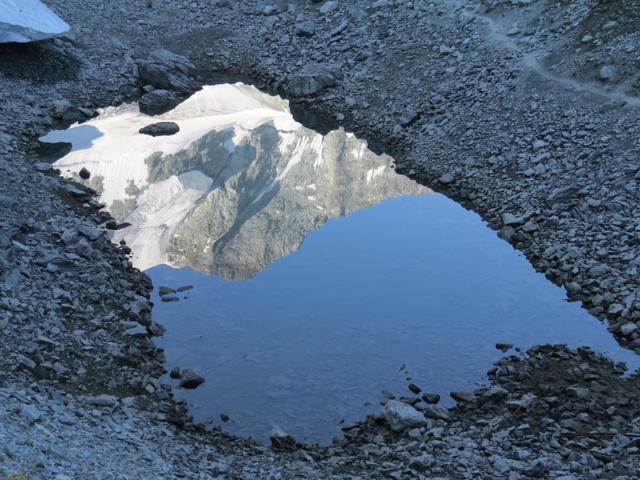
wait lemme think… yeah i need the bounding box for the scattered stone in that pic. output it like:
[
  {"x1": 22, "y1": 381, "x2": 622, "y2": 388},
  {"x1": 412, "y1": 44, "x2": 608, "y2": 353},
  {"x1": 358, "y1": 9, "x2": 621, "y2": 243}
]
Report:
[
  {"x1": 598, "y1": 65, "x2": 616, "y2": 82},
  {"x1": 85, "y1": 395, "x2": 117, "y2": 407},
  {"x1": 19, "y1": 404, "x2": 42, "y2": 422},
  {"x1": 408, "y1": 383, "x2": 422, "y2": 394},
  {"x1": 495, "y1": 343, "x2": 513, "y2": 352},
  {"x1": 159, "y1": 286, "x2": 176, "y2": 295},
  {"x1": 179, "y1": 369, "x2": 205, "y2": 389},
  {"x1": 421, "y1": 393, "x2": 440, "y2": 404},
  {"x1": 438, "y1": 173, "x2": 454, "y2": 184}
]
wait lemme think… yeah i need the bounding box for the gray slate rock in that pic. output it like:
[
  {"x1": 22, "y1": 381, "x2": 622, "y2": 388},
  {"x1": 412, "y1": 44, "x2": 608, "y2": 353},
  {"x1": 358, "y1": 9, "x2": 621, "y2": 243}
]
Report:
[
  {"x1": 19, "y1": 404, "x2": 42, "y2": 422},
  {"x1": 295, "y1": 20, "x2": 316, "y2": 37},
  {"x1": 383, "y1": 400, "x2": 428, "y2": 431}
]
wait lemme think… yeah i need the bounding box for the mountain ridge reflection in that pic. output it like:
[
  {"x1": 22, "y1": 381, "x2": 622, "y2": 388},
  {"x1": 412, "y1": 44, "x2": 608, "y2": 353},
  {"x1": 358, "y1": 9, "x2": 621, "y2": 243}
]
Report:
[{"x1": 44, "y1": 83, "x2": 428, "y2": 279}]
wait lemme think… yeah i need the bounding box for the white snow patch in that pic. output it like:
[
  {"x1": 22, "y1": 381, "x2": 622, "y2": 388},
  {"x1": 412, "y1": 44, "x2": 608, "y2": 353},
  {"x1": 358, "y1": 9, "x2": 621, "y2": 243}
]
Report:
[
  {"x1": 42, "y1": 84, "x2": 303, "y2": 205},
  {"x1": 0, "y1": 0, "x2": 70, "y2": 43},
  {"x1": 366, "y1": 166, "x2": 386, "y2": 184},
  {"x1": 113, "y1": 171, "x2": 213, "y2": 270}
]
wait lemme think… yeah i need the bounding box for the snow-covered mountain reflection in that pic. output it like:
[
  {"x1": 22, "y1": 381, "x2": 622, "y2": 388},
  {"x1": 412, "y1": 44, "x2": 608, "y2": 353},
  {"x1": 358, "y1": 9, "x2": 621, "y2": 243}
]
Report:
[{"x1": 43, "y1": 84, "x2": 427, "y2": 279}]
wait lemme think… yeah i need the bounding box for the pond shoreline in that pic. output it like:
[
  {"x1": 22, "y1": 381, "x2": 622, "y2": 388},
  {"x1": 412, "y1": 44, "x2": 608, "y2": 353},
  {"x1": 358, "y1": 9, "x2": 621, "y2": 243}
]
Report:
[{"x1": 1, "y1": 0, "x2": 639, "y2": 478}]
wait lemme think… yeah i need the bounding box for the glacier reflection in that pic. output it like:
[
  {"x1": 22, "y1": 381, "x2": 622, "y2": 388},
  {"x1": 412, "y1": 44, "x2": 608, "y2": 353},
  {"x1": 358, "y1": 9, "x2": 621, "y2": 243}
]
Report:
[{"x1": 43, "y1": 84, "x2": 426, "y2": 279}]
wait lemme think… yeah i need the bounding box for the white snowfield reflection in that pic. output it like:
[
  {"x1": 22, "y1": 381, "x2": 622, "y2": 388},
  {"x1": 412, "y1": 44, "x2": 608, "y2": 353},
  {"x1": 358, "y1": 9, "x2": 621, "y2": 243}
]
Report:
[{"x1": 43, "y1": 84, "x2": 425, "y2": 278}]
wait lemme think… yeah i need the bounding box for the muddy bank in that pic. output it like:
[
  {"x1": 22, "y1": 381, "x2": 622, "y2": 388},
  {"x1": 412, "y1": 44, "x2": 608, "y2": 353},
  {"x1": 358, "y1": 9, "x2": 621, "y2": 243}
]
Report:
[{"x1": 0, "y1": 0, "x2": 639, "y2": 478}]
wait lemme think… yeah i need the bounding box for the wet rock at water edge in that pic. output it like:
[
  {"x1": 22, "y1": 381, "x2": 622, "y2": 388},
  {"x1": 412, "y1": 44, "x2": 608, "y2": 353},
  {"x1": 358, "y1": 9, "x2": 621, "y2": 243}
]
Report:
[
  {"x1": 270, "y1": 425, "x2": 298, "y2": 451},
  {"x1": 295, "y1": 20, "x2": 316, "y2": 37},
  {"x1": 383, "y1": 400, "x2": 428, "y2": 432},
  {"x1": 496, "y1": 342, "x2": 513, "y2": 352},
  {"x1": 159, "y1": 286, "x2": 176, "y2": 295},
  {"x1": 421, "y1": 392, "x2": 440, "y2": 404},
  {"x1": 450, "y1": 391, "x2": 475, "y2": 403},
  {"x1": 408, "y1": 383, "x2": 422, "y2": 394},
  {"x1": 169, "y1": 367, "x2": 181, "y2": 379},
  {"x1": 220, "y1": 413, "x2": 230, "y2": 422},
  {"x1": 139, "y1": 122, "x2": 180, "y2": 137},
  {"x1": 161, "y1": 295, "x2": 180, "y2": 302},
  {"x1": 179, "y1": 369, "x2": 205, "y2": 389}
]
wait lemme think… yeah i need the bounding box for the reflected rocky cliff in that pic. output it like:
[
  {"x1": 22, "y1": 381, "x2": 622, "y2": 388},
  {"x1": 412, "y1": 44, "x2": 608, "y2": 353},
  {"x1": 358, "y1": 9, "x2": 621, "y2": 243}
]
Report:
[{"x1": 43, "y1": 84, "x2": 427, "y2": 279}]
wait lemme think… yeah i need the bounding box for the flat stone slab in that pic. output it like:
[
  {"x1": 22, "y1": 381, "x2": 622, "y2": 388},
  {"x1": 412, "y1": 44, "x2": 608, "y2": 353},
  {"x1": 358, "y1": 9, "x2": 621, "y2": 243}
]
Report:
[{"x1": 0, "y1": 0, "x2": 70, "y2": 43}]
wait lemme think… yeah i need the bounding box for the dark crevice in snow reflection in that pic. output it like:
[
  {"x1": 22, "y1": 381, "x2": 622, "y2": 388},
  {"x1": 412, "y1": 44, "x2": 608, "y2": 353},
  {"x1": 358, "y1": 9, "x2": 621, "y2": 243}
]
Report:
[{"x1": 42, "y1": 83, "x2": 640, "y2": 444}]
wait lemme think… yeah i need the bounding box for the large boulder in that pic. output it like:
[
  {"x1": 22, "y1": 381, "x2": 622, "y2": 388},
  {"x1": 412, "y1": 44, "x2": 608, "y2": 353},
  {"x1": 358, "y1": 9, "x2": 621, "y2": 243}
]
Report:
[
  {"x1": 137, "y1": 49, "x2": 198, "y2": 94},
  {"x1": 287, "y1": 64, "x2": 337, "y2": 97},
  {"x1": 0, "y1": 0, "x2": 70, "y2": 43}
]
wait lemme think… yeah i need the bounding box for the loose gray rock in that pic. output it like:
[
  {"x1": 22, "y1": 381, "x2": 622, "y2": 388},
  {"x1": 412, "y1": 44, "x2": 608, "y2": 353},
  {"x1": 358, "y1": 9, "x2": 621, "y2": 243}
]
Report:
[
  {"x1": 383, "y1": 400, "x2": 428, "y2": 431},
  {"x1": 295, "y1": 20, "x2": 316, "y2": 37}
]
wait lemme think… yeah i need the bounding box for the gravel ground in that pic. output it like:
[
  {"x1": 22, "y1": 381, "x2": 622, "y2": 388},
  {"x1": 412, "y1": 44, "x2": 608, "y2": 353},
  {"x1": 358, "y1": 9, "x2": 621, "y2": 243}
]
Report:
[{"x1": 1, "y1": 0, "x2": 639, "y2": 478}]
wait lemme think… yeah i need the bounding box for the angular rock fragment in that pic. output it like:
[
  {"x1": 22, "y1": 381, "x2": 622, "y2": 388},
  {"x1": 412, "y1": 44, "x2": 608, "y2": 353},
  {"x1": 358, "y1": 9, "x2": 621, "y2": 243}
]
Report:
[
  {"x1": 179, "y1": 369, "x2": 204, "y2": 389},
  {"x1": 288, "y1": 65, "x2": 337, "y2": 97},
  {"x1": 383, "y1": 400, "x2": 428, "y2": 431}
]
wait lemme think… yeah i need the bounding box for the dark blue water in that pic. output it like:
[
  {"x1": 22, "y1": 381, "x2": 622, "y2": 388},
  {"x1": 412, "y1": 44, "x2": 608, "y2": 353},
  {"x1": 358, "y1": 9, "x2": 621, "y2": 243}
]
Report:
[{"x1": 152, "y1": 193, "x2": 640, "y2": 443}]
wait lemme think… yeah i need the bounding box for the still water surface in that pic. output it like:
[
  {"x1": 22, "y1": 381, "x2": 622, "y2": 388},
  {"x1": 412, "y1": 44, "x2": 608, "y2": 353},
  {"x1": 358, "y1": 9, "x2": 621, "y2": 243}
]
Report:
[{"x1": 42, "y1": 84, "x2": 640, "y2": 443}]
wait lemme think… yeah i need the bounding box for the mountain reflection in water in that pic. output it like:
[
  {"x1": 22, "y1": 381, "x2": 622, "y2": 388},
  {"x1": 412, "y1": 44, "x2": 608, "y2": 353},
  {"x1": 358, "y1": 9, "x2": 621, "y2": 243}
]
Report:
[
  {"x1": 41, "y1": 84, "x2": 640, "y2": 444},
  {"x1": 43, "y1": 84, "x2": 427, "y2": 279}
]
